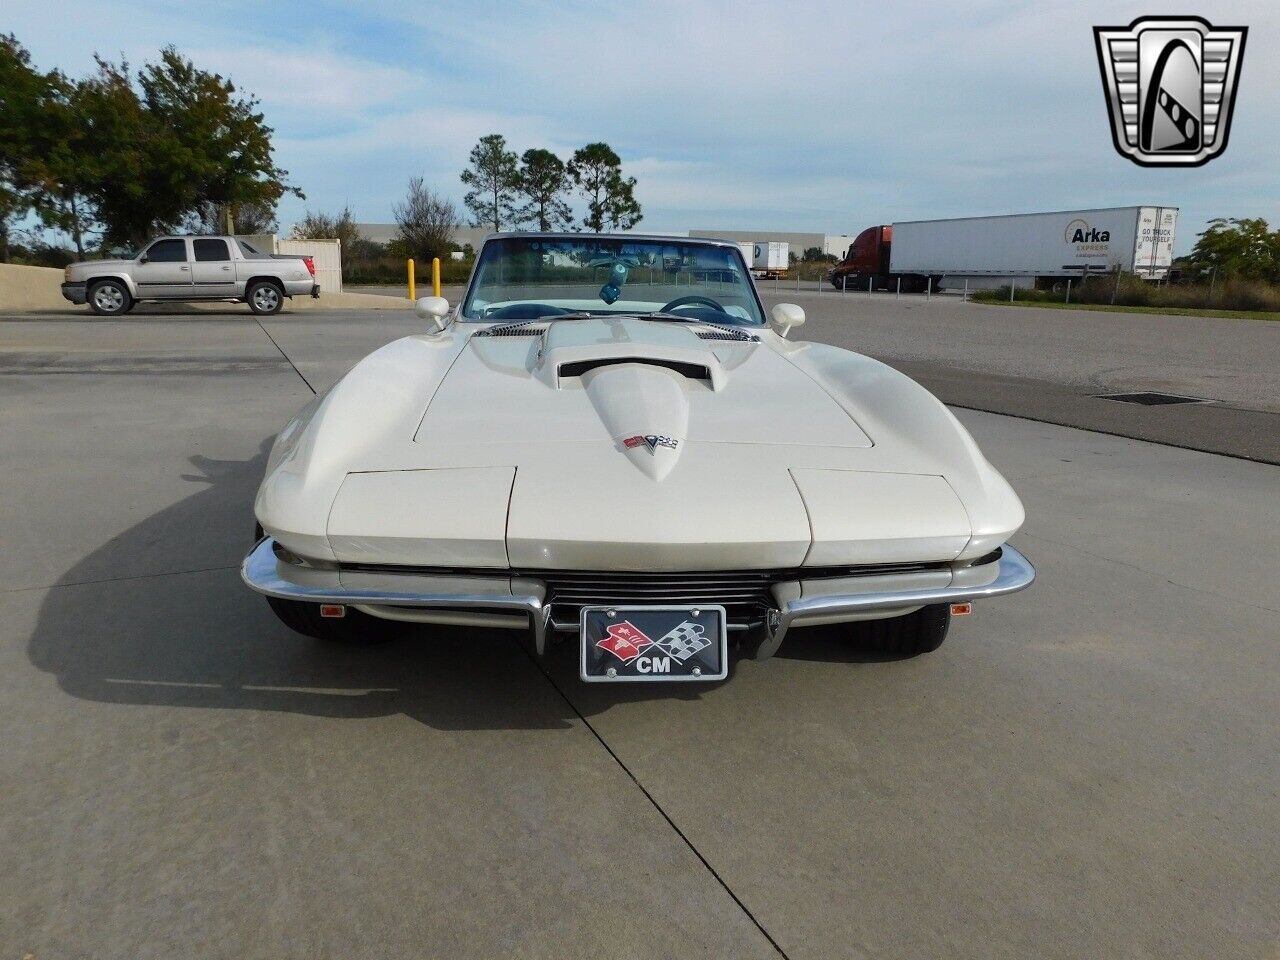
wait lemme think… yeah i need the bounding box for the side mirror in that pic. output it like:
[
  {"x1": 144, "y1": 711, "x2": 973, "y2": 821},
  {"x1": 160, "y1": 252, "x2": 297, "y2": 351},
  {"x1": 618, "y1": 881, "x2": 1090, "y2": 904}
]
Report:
[
  {"x1": 138, "y1": 256, "x2": 149, "y2": 264},
  {"x1": 770, "y1": 302, "x2": 805, "y2": 338},
  {"x1": 415, "y1": 296, "x2": 451, "y2": 333}
]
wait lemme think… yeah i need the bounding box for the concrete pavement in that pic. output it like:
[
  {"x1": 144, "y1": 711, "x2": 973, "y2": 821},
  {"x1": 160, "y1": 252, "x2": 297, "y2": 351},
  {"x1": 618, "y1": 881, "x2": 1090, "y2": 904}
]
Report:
[{"x1": 2, "y1": 309, "x2": 1277, "y2": 959}]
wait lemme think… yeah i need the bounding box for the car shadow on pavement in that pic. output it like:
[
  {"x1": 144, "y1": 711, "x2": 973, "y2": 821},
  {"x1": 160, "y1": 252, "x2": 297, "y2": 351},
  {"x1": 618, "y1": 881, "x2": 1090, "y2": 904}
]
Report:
[
  {"x1": 28, "y1": 440, "x2": 836, "y2": 731},
  {"x1": 775, "y1": 626, "x2": 911, "y2": 664}
]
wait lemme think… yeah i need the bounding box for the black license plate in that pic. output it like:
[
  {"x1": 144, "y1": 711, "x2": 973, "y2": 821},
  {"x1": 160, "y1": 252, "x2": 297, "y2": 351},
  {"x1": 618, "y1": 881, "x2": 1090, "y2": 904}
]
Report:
[{"x1": 580, "y1": 605, "x2": 727, "y2": 682}]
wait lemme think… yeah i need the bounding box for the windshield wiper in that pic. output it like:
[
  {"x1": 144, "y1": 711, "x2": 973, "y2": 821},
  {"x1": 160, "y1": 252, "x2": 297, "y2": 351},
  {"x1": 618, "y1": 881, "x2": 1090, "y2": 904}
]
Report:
[
  {"x1": 638, "y1": 313, "x2": 760, "y2": 341},
  {"x1": 636, "y1": 311, "x2": 700, "y2": 323}
]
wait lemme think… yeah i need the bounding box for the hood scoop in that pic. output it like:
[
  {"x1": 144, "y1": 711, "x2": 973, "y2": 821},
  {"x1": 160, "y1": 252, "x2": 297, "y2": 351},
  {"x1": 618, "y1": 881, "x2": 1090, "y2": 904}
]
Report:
[
  {"x1": 581, "y1": 362, "x2": 689, "y2": 481},
  {"x1": 559, "y1": 356, "x2": 712, "y2": 382},
  {"x1": 537, "y1": 318, "x2": 725, "y2": 392},
  {"x1": 537, "y1": 318, "x2": 723, "y2": 480}
]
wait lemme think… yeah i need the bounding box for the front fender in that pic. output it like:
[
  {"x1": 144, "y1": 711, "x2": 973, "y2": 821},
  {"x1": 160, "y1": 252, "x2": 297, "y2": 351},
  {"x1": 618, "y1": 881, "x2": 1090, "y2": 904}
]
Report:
[
  {"x1": 81, "y1": 272, "x2": 139, "y2": 299},
  {"x1": 779, "y1": 339, "x2": 1025, "y2": 560},
  {"x1": 255, "y1": 332, "x2": 470, "y2": 560}
]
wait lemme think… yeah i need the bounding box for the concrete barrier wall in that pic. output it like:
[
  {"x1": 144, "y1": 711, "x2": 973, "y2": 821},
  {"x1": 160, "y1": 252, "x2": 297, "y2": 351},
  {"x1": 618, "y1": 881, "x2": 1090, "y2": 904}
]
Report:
[
  {"x1": 278, "y1": 238, "x2": 343, "y2": 293},
  {"x1": 0, "y1": 261, "x2": 401, "y2": 313},
  {"x1": 0, "y1": 262, "x2": 68, "y2": 310}
]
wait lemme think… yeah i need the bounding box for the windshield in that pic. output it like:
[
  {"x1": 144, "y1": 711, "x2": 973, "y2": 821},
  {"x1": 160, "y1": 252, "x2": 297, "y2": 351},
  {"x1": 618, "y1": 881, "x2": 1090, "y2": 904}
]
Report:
[{"x1": 461, "y1": 236, "x2": 766, "y2": 325}]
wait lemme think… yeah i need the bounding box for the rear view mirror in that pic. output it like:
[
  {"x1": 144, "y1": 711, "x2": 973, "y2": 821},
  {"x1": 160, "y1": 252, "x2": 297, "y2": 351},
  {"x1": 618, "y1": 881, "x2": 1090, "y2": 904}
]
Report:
[
  {"x1": 770, "y1": 302, "x2": 805, "y2": 338},
  {"x1": 415, "y1": 296, "x2": 451, "y2": 333}
]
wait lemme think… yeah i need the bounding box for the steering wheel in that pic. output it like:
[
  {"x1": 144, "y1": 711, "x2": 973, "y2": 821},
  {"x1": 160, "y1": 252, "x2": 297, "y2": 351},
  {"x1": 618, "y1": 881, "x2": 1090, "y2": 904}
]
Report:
[{"x1": 659, "y1": 295, "x2": 727, "y2": 314}]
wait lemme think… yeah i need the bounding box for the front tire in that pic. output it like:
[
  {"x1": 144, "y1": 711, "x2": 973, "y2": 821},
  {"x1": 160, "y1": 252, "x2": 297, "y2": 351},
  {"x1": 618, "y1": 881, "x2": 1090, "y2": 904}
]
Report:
[
  {"x1": 247, "y1": 280, "x2": 284, "y2": 315},
  {"x1": 265, "y1": 596, "x2": 407, "y2": 644},
  {"x1": 87, "y1": 279, "x2": 132, "y2": 316},
  {"x1": 847, "y1": 604, "x2": 950, "y2": 657}
]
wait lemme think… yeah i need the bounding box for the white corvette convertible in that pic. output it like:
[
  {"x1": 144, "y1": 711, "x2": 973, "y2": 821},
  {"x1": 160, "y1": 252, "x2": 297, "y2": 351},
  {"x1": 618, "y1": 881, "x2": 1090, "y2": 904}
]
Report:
[{"x1": 243, "y1": 233, "x2": 1033, "y2": 682}]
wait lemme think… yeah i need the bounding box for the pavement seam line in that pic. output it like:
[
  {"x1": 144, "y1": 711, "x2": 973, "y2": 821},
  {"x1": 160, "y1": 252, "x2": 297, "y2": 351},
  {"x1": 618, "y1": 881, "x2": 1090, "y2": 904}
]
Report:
[
  {"x1": 2, "y1": 563, "x2": 240, "y2": 596},
  {"x1": 253, "y1": 316, "x2": 316, "y2": 395},
  {"x1": 515, "y1": 638, "x2": 791, "y2": 960},
  {"x1": 943, "y1": 400, "x2": 1280, "y2": 467}
]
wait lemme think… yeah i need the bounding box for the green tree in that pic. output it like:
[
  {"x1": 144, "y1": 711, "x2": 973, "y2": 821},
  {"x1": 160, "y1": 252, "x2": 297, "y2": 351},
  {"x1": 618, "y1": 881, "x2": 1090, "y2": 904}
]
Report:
[
  {"x1": 76, "y1": 48, "x2": 301, "y2": 249},
  {"x1": 191, "y1": 201, "x2": 278, "y2": 236},
  {"x1": 0, "y1": 34, "x2": 59, "y2": 261},
  {"x1": 515, "y1": 148, "x2": 572, "y2": 231},
  {"x1": 1, "y1": 39, "x2": 300, "y2": 256},
  {"x1": 801, "y1": 246, "x2": 836, "y2": 263},
  {"x1": 137, "y1": 48, "x2": 300, "y2": 240},
  {"x1": 291, "y1": 204, "x2": 361, "y2": 247},
  {"x1": 393, "y1": 177, "x2": 457, "y2": 262},
  {"x1": 0, "y1": 42, "x2": 99, "y2": 258},
  {"x1": 460, "y1": 134, "x2": 519, "y2": 231},
  {"x1": 567, "y1": 142, "x2": 641, "y2": 232},
  {"x1": 1187, "y1": 217, "x2": 1280, "y2": 283},
  {"x1": 73, "y1": 56, "x2": 153, "y2": 250}
]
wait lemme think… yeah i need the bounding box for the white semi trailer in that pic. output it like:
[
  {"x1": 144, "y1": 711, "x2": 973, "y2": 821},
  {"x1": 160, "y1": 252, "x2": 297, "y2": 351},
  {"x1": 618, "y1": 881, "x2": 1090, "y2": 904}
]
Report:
[
  {"x1": 751, "y1": 241, "x2": 789, "y2": 278},
  {"x1": 831, "y1": 206, "x2": 1178, "y2": 291}
]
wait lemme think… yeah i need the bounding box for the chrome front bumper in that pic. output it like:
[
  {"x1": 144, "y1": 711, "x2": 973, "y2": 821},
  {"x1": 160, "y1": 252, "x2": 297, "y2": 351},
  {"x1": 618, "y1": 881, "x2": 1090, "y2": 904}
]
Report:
[{"x1": 242, "y1": 537, "x2": 1035, "y2": 657}]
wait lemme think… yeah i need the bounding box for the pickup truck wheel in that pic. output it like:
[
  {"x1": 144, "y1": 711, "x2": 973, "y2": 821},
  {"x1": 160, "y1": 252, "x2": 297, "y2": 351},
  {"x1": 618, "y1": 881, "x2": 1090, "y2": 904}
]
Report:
[
  {"x1": 848, "y1": 603, "x2": 950, "y2": 657},
  {"x1": 88, "y1": 279, "x2": 132, "y2": 316},
  {"x1": 247, "y1": 281, "x2": 284, "y2": 316},
  {"x1": 265, "y1": 596, "x2": 408, "y2": 644}
]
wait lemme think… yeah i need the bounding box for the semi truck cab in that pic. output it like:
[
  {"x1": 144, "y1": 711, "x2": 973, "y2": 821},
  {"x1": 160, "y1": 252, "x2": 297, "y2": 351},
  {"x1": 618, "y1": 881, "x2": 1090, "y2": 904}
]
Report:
[{"x1": 829, "y1": 225, "x2": 933, "y2": 293}]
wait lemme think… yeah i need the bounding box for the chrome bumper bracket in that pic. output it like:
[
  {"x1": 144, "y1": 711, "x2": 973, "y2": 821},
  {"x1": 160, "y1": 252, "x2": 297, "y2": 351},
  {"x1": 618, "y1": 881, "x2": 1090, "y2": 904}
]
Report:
[
  {"x1": 242, "y1": 537, "x2": 552, "y2": 654},
  {"x1": 755, "y1": 544, "x2": 1036, "y2": 658}
]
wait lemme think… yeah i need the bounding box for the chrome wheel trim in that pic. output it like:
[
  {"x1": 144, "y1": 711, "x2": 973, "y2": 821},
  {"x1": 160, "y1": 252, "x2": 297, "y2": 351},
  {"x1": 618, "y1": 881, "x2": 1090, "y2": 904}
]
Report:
[
  {"x1": 93, "y1": 284, "x2": 124, "y2": 311},
  {"x1": 253, "y1": 285, "x2": 280, "y2": 311}
]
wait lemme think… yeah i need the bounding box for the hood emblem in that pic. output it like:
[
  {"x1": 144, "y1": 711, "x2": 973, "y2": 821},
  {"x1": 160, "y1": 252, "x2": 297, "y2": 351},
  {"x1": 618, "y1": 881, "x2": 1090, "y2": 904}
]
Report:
[{"x1": 623, "y1": 434, "x2": 679, "y2": 452}]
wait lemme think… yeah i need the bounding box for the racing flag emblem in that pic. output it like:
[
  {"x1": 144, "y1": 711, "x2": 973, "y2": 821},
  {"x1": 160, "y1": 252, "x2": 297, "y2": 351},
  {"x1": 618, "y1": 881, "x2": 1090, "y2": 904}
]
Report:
[
  {"x1": 595, "y1": 621, "x2": 654, "y2": 664},
  {"x1": 622, "y1": 434, "x2": 679, "y2": 452},
  {"x1": 656, "y1": 621, "x2": 711, "y2": 661}
]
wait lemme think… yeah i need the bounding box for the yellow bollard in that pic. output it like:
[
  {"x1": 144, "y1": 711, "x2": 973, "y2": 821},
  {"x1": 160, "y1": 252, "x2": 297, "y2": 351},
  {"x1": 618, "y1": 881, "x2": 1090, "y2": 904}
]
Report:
[
  {"x1": 407, "y1": 259, "x2": 415, "y2": 300},
  {"x1": 432, "y1": 257, "x2": 441, "y2": 297}
]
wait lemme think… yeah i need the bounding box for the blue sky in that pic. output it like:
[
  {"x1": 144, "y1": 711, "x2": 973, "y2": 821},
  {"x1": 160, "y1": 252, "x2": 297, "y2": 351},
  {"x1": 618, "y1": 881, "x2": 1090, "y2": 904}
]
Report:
[{"x1": 8, "y1": 0, "x2": 1276, "y2": 253}]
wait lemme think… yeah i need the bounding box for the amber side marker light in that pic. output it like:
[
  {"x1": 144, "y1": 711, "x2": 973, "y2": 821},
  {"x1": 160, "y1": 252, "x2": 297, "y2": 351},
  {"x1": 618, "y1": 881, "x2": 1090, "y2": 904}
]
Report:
[
  {"x1": 950, "y1": 602, "x2": 973, "y2": 616},
  {"x1": 319, "y1": 604, "x2": 347, "y2": 618}
]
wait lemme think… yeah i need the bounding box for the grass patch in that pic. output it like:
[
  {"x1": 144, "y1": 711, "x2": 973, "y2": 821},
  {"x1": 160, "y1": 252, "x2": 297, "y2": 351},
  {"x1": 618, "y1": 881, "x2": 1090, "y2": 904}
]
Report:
[
  {"x1": 972, "y1": 275, "x2": 1280, "y2": 319},
  {"x1": 970, "y1": 298, "x2": 1280, "y2": 321}
]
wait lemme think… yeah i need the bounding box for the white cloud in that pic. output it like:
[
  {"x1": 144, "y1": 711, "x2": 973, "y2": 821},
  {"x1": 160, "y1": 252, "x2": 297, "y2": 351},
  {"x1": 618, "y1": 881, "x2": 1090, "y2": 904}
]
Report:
[
  {"x1": 6, "y1": 0, "x2": 1279, "y2": 247},
  {"x1": 184, "y1": 47, "x2": 419, "y2": 117}
]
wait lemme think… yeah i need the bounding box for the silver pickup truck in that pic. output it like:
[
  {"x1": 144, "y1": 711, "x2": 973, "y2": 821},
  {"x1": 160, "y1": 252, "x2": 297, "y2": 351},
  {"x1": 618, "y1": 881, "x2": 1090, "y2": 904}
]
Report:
[{"x1": 61, "y1": 235, "x2": 320, "y2": 316}]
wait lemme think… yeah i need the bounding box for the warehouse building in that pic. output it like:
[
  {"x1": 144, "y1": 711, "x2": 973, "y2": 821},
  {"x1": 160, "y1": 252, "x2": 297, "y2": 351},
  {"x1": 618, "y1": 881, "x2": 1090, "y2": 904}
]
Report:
[{"x1": 353, "y1": 223, "x2": 854, "y2": 259}]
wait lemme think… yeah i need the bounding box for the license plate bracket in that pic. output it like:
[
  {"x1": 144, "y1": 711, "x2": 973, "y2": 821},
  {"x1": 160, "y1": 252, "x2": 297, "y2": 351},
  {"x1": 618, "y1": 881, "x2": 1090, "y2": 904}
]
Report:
[{"x1": 579, "y1": 605, "x2": 728, "y2": 682}]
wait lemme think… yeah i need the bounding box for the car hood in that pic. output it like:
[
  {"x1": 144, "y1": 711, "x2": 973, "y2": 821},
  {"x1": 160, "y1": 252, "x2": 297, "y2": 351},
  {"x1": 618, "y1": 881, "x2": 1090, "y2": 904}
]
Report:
[
  {"x1": 415, "y1": 318, "x2": 871, "y2": 480},
  {"x1": 72, "y1": 258, "x2": 133, "y2": 269},
  {"x1": 257, "y1": 318, "x2": 1025, "y2": 570},
  {"x1": 66, "y1": 258, "x2": 134, "y2": 277}
]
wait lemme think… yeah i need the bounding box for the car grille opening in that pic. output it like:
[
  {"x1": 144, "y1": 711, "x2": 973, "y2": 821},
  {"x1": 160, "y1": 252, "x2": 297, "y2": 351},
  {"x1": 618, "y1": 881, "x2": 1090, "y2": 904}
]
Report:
[{"x1": 539, "y1": 569, "x2": 779, "y2": 628}]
